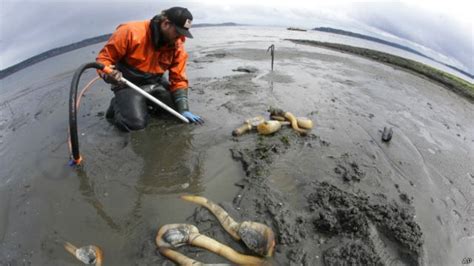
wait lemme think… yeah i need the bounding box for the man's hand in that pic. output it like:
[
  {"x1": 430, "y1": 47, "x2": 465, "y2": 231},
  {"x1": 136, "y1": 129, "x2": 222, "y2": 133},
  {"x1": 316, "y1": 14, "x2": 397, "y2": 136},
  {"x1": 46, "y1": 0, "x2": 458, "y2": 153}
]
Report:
[
  {"x1": 102, "y1": 66, "x2": 124, "y2": 85},
  {"x1": 182, "y1": 111, "x2": 204, "y2": 124}
]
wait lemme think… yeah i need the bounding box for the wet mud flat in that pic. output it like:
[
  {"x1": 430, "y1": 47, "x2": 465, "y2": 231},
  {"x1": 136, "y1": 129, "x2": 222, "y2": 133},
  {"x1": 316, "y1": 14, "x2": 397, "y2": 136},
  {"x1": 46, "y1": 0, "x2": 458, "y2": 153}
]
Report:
[
  {"x1": 231, "y1": 135, "x2": 423, "y2": 265},
  {"x1": 149, "y1": 33, "x2": 473, "y2": 264},
  {"x1": 1, "y1": 27, "x2": 473, "y2": 265},
  {"x1": 287, "y1": 39, "x2": 474, "y2": 101},
  {"x1": 149, "y1": 134, "x2": 423, "y2": 265}
]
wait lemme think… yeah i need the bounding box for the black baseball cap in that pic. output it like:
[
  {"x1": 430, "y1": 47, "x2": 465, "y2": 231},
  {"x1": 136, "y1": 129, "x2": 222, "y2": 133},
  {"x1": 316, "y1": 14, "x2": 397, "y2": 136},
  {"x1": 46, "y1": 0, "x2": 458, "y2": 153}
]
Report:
[{"x1": 163, "y1": 7, "x2": 193, "y2": 38}]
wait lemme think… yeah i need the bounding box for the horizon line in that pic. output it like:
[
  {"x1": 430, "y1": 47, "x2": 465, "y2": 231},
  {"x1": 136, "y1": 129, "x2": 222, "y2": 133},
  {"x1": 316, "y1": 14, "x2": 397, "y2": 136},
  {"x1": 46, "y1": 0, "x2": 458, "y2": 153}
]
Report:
[{"x1": 1, "y1": 24, "x2": 471, "y2": 80}]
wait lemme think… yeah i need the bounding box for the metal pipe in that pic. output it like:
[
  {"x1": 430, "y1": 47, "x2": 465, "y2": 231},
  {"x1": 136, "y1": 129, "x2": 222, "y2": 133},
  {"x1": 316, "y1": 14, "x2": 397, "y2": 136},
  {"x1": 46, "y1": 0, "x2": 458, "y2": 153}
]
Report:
[
  {"x1": 119, "y1": 77, "x2": 189, "y2": 123},
  {"x1": 266, "y1": 44, "x2": 275, "y2": 71}
]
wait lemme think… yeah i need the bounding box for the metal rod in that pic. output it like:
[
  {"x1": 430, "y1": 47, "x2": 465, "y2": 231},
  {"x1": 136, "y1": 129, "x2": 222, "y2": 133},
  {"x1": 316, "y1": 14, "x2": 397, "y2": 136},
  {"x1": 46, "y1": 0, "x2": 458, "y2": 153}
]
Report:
[
  {"x1": 120, "y1": 77, "x2": 190, "y2": 123},
  {"x1": 267, "y1": 44, "x2": 275, "y2": 71}
]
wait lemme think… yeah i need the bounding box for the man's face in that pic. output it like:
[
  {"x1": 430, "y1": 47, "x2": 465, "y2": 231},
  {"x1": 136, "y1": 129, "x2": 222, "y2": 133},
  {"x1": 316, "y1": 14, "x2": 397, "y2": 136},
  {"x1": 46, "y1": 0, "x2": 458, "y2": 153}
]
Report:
[{"x1": 161, "y1": 19, "x2": 182, "y2": 44}]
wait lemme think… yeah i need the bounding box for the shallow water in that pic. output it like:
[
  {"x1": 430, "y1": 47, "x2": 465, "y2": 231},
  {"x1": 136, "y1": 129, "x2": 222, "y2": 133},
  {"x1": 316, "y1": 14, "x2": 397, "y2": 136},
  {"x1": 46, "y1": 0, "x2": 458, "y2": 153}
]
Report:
[{"x1": 0, "y1": 26, "x2": 473, "y2": 265}]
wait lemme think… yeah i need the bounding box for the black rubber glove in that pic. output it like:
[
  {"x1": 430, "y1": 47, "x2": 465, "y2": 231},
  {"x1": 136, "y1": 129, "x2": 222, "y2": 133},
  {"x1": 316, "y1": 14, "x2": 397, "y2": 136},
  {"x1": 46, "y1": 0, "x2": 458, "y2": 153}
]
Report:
[{"x1": 102, "y1": 66, "x2": 124, "y2": 85}]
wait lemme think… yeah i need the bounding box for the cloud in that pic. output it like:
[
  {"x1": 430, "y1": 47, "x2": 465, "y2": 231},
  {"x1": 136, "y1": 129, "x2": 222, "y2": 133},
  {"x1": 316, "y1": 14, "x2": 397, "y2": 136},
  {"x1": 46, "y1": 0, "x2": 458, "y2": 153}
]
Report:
[
  {"x1": 1, "y1": 0, "x2": 472, "y2": 74},
  {"x1": 348, "y1": 1, "x2": 473, "y2": 73},
  {"x1": 0, "y1": 1, "x2": 170, "y2": 69}
]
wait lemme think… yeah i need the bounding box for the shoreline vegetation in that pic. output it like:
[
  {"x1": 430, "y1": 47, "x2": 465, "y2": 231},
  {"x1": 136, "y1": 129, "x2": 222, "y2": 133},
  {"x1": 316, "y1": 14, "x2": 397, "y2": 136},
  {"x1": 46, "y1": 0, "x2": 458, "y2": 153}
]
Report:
[
  {"x1": 287, "y1": 27, "x2": 307, "y2": 32},
  {"x1": 312, "y1": 27, "x2": 473, "y2": 80},
  {"x1": 287, "y1": 39, "x2": 474, "y2": 102}
]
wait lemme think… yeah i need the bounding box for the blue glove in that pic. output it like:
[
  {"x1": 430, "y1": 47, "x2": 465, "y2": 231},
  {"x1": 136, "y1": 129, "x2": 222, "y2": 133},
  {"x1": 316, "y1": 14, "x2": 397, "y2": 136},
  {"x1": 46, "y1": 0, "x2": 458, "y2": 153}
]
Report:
[{"x1": 182, "y1": 111, "x2": 204, "y2": 124}]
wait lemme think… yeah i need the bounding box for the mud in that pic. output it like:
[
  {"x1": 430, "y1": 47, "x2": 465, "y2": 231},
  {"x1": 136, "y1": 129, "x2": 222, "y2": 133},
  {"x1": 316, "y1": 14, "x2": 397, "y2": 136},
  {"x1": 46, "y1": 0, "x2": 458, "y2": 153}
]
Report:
[
  {"x1": 333, "y1": 153, "x2": 366, "y2": 183},
  {"x1": 1, "y1": 27, "x2": 473, "y2": 265},
  {"x1": 227, "y1": 135, "x2": 423, "y2": 265}
]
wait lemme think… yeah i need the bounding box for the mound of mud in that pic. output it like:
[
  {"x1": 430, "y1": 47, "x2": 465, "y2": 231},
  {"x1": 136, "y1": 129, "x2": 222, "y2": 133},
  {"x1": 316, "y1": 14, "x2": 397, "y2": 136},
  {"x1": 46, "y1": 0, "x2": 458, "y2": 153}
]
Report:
[
  {"x1": 181, "y1": 132, "x2": 424, "y2": 265},
  {"x1": 309, "y1": 182, "x2": 423, "y2": 265},
  {"x1": 323, "y1": 239, "x2": 382, "y2": 265}
]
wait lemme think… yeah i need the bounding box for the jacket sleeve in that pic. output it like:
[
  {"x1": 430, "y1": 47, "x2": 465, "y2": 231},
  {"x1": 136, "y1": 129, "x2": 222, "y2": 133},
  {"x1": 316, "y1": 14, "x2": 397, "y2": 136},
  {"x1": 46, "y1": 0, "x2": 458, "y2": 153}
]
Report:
[
  {"x1": 96, "y1": 24, "x2": 130, "y2": 73},
  {"x1": 168, "y1": 45, "x2": 189, "y2": 92}
]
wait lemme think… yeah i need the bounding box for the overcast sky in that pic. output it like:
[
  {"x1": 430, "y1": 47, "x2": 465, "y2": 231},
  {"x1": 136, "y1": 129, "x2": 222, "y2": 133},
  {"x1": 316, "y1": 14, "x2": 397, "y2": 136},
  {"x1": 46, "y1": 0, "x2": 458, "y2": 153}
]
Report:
[{"x1": 0, "y1": 0, "x2": 472, "y2": 74}]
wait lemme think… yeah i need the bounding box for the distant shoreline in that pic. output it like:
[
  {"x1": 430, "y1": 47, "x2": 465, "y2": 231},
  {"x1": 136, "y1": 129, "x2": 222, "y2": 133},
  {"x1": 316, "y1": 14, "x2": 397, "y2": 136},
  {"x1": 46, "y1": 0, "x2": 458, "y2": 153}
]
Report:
[
  {"x1": 312, "y1": 27, "x2": 473, "y2": 80},
  {"x1": 0, "y1": 23, "x2": 241, "y2": 79},
  {"x1": 288, "y1": 39, "x2": 474, "y2": 102},
  {"x1": 2, "y1": 24, "x2": 472, "y2": 88},
  {"x1": 0, "y1": 34, "x2": 111, "y2": 79}
]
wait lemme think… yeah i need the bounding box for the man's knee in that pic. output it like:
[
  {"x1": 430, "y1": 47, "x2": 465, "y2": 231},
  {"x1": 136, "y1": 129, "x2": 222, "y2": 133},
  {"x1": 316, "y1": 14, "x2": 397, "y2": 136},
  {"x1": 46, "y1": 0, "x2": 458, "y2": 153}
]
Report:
[
  {"x1": 111, "y1": 88, "x2": 149, "y2": 131},
  {"x1": 114, "y1": 113, "x2": 148, "y2": 131},
  {"x1": 125, "y1": 118, "x2": 148, "y2": 131}
]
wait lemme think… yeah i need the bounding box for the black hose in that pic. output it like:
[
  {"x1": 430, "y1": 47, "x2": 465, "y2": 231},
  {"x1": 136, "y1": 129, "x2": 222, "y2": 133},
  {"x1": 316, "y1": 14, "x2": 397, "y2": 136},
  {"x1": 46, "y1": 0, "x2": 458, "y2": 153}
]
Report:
[{"x1": 69, "y1": 62, "x2": 105, "y2": 165}]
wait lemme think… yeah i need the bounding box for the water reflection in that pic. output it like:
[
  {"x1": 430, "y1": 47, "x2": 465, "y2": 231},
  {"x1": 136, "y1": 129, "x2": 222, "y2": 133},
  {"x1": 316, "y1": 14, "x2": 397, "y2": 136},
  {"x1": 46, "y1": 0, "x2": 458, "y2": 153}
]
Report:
[
  {"x1": 130, "y1": 119, "x2": 204, "y2": 195},
  {"x1": 76, "y1": 167, "x2": 121, "y2": 232},
  {"x1": 73, "y1": 108, "x2": 204, "y2": 234}
]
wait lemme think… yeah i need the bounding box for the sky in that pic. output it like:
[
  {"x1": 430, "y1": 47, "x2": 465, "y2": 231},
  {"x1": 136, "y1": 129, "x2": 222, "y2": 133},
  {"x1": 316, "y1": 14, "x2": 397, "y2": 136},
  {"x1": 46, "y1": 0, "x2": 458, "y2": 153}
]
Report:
[{"x1": 0, "y1": 0, "x2": 473, "y2": 74}]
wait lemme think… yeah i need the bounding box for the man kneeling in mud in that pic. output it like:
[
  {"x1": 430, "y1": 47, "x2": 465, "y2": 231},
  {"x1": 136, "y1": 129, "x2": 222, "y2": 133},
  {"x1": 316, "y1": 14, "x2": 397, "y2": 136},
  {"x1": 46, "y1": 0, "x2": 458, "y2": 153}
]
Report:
[{"x1": 96, "y1": 7, "x2": 203, "y2": 131}]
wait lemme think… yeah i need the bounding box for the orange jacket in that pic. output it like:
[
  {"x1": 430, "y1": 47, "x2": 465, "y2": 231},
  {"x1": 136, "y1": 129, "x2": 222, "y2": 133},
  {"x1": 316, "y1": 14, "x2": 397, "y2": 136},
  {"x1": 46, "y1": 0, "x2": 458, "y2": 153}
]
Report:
[{"x1": 96, "y1": 19, "x2": 188, "y2": 92}]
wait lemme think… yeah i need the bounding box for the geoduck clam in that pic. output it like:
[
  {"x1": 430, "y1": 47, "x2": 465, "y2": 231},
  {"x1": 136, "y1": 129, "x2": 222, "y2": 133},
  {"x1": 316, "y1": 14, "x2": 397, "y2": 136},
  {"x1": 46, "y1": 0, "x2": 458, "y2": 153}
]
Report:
[
  {"x1": 268, "y1": 107, "x2": 311, "y2": 135},
  {"x1": 270, "y1": 114, "x2": 313, "y2": 129},
  {"x1": 158, "y1": 247, "x2": 207, "y2": 266},
  {"x1": 64, "y1": 242, "x2": 103, "y2": 265},
  {"x1": 159, "y1": 247, "x2": 235, "y2": 266},
  {"x1": 156, "y1": 223, "x2": 266, "y2": 265},
  {"x1": 256, "y1": 120, "x2": 284, "y2": 135},
  {"x1": 232, "y1": 116, "x2": 266, "y2": 136},
  {"x1": 181, "y1": 195, "x2": 275, "y2": 257}
]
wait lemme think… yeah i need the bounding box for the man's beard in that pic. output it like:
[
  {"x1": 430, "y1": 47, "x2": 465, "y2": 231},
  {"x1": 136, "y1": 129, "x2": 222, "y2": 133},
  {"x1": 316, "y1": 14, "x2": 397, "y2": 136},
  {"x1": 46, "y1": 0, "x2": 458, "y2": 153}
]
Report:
[{"x1": 162, "y1": 34, "x2": 174, "y2": 45}]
